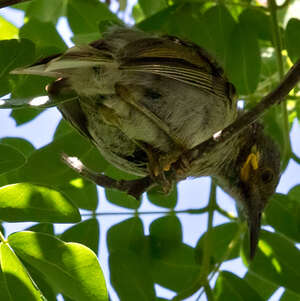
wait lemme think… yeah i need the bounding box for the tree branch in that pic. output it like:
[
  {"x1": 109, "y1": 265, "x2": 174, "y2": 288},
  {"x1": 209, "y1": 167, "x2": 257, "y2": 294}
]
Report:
[
  {"x1": 61, "y1": 153, "x2": 152, "y2": 199},
  {"x1": 0, "y1": 0, "x2": 31, "y2": 9}
]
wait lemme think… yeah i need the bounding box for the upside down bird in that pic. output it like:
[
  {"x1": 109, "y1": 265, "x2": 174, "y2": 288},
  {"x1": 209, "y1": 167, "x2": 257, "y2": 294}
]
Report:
[{"x1": 13, "y1": 27, "x2": 281, "y2": 258}]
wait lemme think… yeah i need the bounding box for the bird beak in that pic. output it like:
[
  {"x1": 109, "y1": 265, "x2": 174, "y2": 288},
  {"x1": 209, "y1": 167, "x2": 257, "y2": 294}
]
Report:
[{"x1": 248, "y1": 207, "x2": 262, "y2": 259}]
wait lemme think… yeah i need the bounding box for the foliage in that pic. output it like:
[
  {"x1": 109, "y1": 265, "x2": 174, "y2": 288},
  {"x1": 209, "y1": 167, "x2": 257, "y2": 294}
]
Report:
[{"x1": 0, "y1": 0, "x2": 300, "y2": 300}]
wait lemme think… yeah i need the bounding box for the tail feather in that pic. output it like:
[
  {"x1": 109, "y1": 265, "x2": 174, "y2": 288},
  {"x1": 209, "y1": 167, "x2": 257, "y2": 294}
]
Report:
[{"x1": 10, "y1": 45, "x2": 115, "y2": 77}]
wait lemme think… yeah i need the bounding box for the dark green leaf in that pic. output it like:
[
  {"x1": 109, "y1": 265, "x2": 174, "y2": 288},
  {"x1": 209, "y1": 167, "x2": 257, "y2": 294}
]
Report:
[
  {"x1": 10, "y1": 108, "x2": 43, "y2": 126},
  {"x1": 67, "y1": 0, "x2": 118, "y2": 34},
  {"x1": 285, "y1": 18, "x2": 300, "y2": 63},
  {"x1": 149, "y1": 215, "x2": 182, "y2": 254},
  {"x1": 0, "y1": 143, "x2": 26, "y2": 175},
  {"x1": 0, "y1": 137, "x2": 35, "y2": 158},
  {"x1": 107, "y1": 217, "x2": 145, "y2": 253},
  {"x1": 9, "y1": 231, "x2": 108, "y2": 301},
  {"x1": 60, "y1": 218, "x2": 100, "y2": 255},
  {"x1": 26, "y1": 223, "x2": 54, "y2": 235},
  {"x1": 246, "y1": 230, "x2": 300, "y2": 295},
  {"x1": 226, "y1": 23, "x2": 261, "y2": 94},
  {"x1": 147, "y1": 184, "x2": 177, "y2": 208},
  {"x1": 264, "y1": 193, "x2": 300, "y2": 242},
  {"x1": 243, "y1": 272, "x2": 278, "y2": 300},
  {"x1": 201, "y1": 4, "x2": 236, "y2": 66},
  {"x1": 26, "y1": 0, "x2": 66, "y2": 24},
  {"x1": 19, "y1": 19, "x2": 67, "y2": 57},
  {"x1": 139, "y1": 0, "x2": 167, "y2": 17},
  {"x1": 0, "y1": 39, "x2": 35, "y2": 96},
  {"x1": 19, "y1": 131, "x2": 107, "y2": 186},
  {"x1": 195, "y1": 222, "x2": 241, "y2": 264},
  {"x1": 105, "y1": 188, "x2": 140, "y2": 209},
  {"x1": 150, "y1": 243, "x2": 200, "y2": 292},
  {"x1": 214, "y1": 271, "x2": 263, "y2": 301},
  {"x1": 0, "y1": 183, "x2": 80, "y2": 223},
  {"x1": 239, "y1": 8, "x2": 272, "y2": 41},
  {"x1": 280, "y1": 290, "x2": 300, "y2": 300},
  {"x1": 58, "y1": 178, "x2": 98, "y2": 210},
  {"x1": 109, "y1": 250, "x2": 155, "y2": 300},
  {"x1": 0, "y1": 243, "x2": 45, "y2": 300}
]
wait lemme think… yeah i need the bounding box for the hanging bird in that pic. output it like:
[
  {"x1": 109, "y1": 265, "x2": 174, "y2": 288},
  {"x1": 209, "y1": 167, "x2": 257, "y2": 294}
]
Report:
[{"x1": 12, "y1": 26, "x2": 281, "y2": 258}]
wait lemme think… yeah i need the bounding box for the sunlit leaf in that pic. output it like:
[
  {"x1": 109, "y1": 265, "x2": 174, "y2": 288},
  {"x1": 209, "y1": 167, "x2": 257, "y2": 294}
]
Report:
[
  {"x1": 0, "y1": 16, "x2": 18, "y2": 40},
  {"x1": 0, "y1": 243, "x2": 45, "y2": 300},
  {"x1": 0, "y1": 183, "x2": 80, "y2": 223},
  {"x1": 9, "y1": 231, "x2": 108, "y2": 301}
]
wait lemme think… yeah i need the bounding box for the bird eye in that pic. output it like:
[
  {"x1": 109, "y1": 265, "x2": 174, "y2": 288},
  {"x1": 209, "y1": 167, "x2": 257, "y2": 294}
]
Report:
[{"x1": 261, "y1": 168, "x2": 274, "y2": 183}]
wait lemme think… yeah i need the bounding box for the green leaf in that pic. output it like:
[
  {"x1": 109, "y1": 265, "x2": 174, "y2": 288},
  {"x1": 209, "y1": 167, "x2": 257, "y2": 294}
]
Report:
[
  {"x1": 27, "y1": 223, "x2": 54, "y2": 235},
  {"x1": 109, "y1": 250, "x2": 155, "y2": 300},
  {"x1": 139, "y1": 0, "x2": 167, "y2": 17},
  {"x1": 58, "y1": 178, "x2": 98, "y2": 210},
  {"x1": 226, "y1": 23, "x2": 261, "y2": 94},
  {"x1": 9, "y1": 108, "x2": 43, "y2": 126},
  {"x1": 201, "y1": 4, "x2": 236, "y2": 66},
  {"x1": 67, "y1": 0, "x2": 119, "y2": 34},
  {"x1": 19, "y1": 19, "x2": 67, "y2": 57},
  {"x1": 147, "y1": 184, "x2": 177, "y2": 208},
  {"x1": 214, "y1": 271, "x2": 263, "y2": 301},
  {"x1": 247, "y1": 230, "x2": 300, "y2": 295},
  {"x1": 285, "y1": 18, "x2": 300, "y2": 63},
  {"x1": 0, "y1": 183, "x2": 80, "y2": 223},
  {"x1": 0, "y1": 143, "x2": 26, "y2": 175},
  {"x1": 280, "y1": 290, "x2": 300, "y2": 300},
  {"x1": 0, "y1": 39, "x2": 35, "y2": 96},
  {"x1": 0, "y1": 137, "x2": 35, "y2": 158},
  {"x1": 264, "y1": 193, "x2": 300, "y2": 242},
  {"x1": 239, "y1": 8, "x2": 272, "y2": 41},
  {"x1": 0, "y1": 243, "x2": 45, "y2": 300},
  {"x1": 61, "y1": 218, "x2": 100, "y2": 255},
  {"x1": 149, "y1": 215, "x2": 182, "y2": 254},
  {"x1": 105, "y1": 188, "x2": 140, "y2": 209},
  {"x1": 20, "y1": 131, "x2": 107, "y2": 186},
  {"x1": 107, "y1": 217, "x2": 145, "y2": 253},
  {"x1": 195, "y1": 222, "x2": 241, "y2": 264},
  {"x1": 0, "y1": 16, "x2": 18, "y2": 40},
  {"x1": 243, "y1": 272, "x2": 278, "y2": 300},
  {"x1": 26, "y1": 0, "x2": 66, "y2": 24},
  {"x1": 150, "y1": 243, "x2": 200, "y2": 292},
  {"x1": 8, "y1": 231, "x2": 108, "y2": 301},
  {"x1": 72, "y1": 32, "x2": 102, "y2": 45}
]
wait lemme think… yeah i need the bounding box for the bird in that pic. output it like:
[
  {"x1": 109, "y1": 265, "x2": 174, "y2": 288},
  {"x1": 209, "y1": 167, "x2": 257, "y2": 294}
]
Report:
[{"x1": 12, "y1": 26, "x2": 281, "y2": 258}]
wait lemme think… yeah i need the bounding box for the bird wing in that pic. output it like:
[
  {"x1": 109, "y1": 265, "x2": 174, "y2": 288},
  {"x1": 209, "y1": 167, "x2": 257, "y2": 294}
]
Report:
[{"x1": 11, "y1": 45, "x2": 115, "y2": 77}]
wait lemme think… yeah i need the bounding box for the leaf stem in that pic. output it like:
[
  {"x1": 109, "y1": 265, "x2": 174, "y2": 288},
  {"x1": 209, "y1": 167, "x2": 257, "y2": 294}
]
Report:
[
  {"x1": 81, "y1": 207, "x2": 209, "y2": 216},
  {"x1": 268, "y1": 0, "x2": 292, "y2": 167}
]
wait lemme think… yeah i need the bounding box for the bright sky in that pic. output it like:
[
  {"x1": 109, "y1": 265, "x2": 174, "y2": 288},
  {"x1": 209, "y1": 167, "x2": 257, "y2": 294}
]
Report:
[{"x1": 1, "y1": 2, "x2": 300, "y2": 300}]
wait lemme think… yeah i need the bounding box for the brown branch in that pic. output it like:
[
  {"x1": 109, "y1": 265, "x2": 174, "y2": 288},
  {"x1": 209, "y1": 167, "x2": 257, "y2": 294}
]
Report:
[
  {"x1": 184, "y1": 58, "x2": 300, "y2": 163},
  {"x1": 0, "y1": 0, "x2": 31, "y2": 9},
  {"x1": 61, "y1": 153, "x2": 153, "y2": 199}
]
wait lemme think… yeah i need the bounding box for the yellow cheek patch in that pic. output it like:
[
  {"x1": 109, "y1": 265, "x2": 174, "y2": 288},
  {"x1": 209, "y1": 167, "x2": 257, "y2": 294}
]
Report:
[{"x1": 240, "y1": 151, "x2": 260, "y2": 182}]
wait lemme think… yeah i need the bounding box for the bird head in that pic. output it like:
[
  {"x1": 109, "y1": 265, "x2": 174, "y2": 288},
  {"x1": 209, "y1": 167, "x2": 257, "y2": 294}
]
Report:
[{"x1": 217, "y1": 123, "x2": 281, "y2": 259}]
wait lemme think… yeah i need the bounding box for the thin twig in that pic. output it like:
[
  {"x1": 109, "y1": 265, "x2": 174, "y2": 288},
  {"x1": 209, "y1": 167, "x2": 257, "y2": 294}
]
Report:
[
  {"x1": 0, "y1": 0, "x2": 31, "y2": 9},
  {"x1": 61, "y1": 153, "x2": 152, "y2": 199}
]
